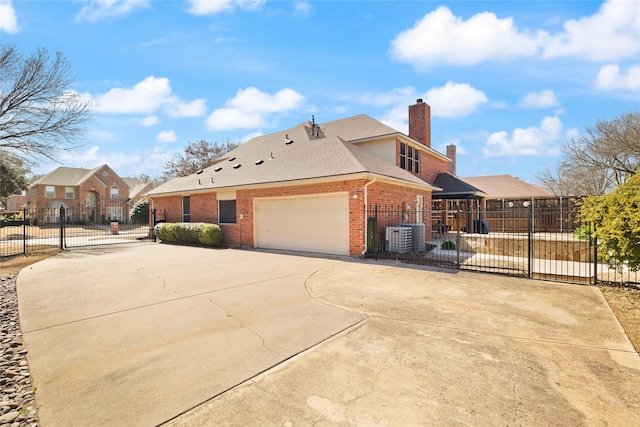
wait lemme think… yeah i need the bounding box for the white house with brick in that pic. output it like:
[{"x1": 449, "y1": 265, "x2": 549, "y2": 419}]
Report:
[{"x1": 148, "y1": 100, "x2": 456, "y2": 256}]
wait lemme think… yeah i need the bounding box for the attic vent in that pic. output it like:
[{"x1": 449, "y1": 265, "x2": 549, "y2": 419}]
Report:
[
  {"x1": 233, "y1": 164, "x2": 241, "y2": 169},
  {"x1": 196, "y1": 170, "x2": 204, "y2": 175},
  {"x1": 214, "y1": 167, "x2": 222, "y2": 172},
  {"x1": 211, "y1": 178, "x2": 214, "y2": 183},
  {"x1": 228, "y1": 157, "x2": 236, "y2": 162},
  {"x1": 285, "y1": 134, "x2": 293, "y2": 145},
  {"x1": 255, "y1": 160, "x2": 264, "y2": 165}
]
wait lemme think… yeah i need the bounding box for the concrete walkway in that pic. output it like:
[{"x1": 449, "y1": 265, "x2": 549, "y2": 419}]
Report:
[{"x1": 17, "y1": 244, "x2": 640, "y2": 426}]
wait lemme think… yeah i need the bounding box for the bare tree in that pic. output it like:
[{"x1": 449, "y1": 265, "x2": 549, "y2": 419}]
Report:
[
  {"x1": 162, "y1": 139, "x2": 240, "y2": 179},
  {"x1": 537, "y1": 112, "x2": 640, "y2": 196},
  {"x1": 0, "y1": 44, "x2": 92, "y2": 164}
]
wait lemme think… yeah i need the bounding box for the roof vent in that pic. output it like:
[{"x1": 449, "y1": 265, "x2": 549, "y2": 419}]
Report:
[
  {"x1": 285, "y1": 134, "x2": 293, "y2": 145},
  {"x1": 214, "y1": 167, "x2": 222, "y2": 172},
  {"x1": 211, "y1": 178, "x2": 214, "y2": 183},
  {"x1": 233, "y1": 164, "x2": 241, "y2": 169},
  {"x1": 196, "y1": 170, "x2": 204, "y2": 175},
  {"x1": 255, "y1": 160, "x2": 264, "y2": 165},
  {"x1": 228, "y1": 157, "x2": 236, "y2": 162}
]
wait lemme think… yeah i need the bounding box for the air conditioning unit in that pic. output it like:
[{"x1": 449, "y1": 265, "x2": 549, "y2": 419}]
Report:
[
  {"x1": 399, "y1": 222, "x2": 426, "y2": 252},
  {"x1": 385, "y1": 226, "x2": 412, "y2": 253}
]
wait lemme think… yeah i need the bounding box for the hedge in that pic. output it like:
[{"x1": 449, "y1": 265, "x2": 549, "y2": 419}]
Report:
[{"x1": 154, "y1": 222, "x2": 223, "y2": 247}]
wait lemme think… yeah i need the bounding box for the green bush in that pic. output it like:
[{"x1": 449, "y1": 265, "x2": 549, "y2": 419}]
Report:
[
  {"x1": 441, "y1": 240, "x2": 456, "y2": 250},
  {"x1": 175, "y1": 222, "x2": 200, "y2": 244},
  {"x1": 130, "y1": 198, "x2": 149, "y2": 225},
  {"x1": 154, "y1": 222, "x2": 223, "y2": 247},
  {"x1": 198, "y1": 223, "x2": 223, "y2": 246}
]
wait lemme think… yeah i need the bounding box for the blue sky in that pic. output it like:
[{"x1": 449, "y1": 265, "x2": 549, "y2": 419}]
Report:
[{"x1": 1, "y1": 0, "x2": 639, "y2": 183}]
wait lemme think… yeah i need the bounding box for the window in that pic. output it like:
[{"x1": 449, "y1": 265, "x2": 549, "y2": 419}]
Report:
[
  {"x1": 399, "y1": 143, "x2": 420, "y2": 174},
  {"x1": 219, "y1": 200, "x2": 236, "y2": 224},
  {"x1": 108, "y1": 207, "x2": 123, "y2": 222},
  {"x1": 182, "y1": 196, "x2": 190, "y2": 222},
  {"x1": 110, "y1": 185, "x2": 119, "y2": 200},
  {"x1": 45, "y1": 186, "x2": 55, "y2": 198},
  {"x1": 65, "y1": 187, "x2": 75, "y2": 199}
]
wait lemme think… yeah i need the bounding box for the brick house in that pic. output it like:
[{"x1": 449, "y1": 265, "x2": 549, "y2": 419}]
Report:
[
  {"x1": 148, "y1": 100, "x2": 458, "y2": 256},
  {"x1": 25, "y1": 164, "x2": 150, "y2": 224}
]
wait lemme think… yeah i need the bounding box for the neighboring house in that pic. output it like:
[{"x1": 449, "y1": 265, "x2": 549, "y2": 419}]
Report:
[
  {"x1": 4, "y1": 191, "x2": 27, "y2": 211},
  {"x1": 149, "y1": 100, "x2": 456, "y2": 256},
  {"x1": 26, "y1": 164, "x2": 151, "y2": 224},
  {"x1": 461, "y1": 175, "x2": 554, "y2": 204}
]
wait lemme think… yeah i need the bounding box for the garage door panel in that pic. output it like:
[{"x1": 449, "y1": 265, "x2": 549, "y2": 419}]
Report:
[{"x1": 255, "y1": 194, "x2": 349, "y2": 255}]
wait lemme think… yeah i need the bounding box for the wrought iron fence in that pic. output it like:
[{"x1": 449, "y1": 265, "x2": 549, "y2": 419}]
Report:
[
  {"x1": 367, "y1": 203, "x2": 638, "y2": 286},
  {"x1": 1, "y1": 198, "x2": 152, "y2": 258}
]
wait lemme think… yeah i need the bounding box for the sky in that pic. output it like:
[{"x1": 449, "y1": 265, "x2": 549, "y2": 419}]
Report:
[{"x1": 1, "y1": 0, "x2": 639, "y2": 183}]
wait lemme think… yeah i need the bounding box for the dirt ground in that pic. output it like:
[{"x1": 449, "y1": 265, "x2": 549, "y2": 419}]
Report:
[{"x1": 2, "y1": 252, "x2": 639, "y2": 353}]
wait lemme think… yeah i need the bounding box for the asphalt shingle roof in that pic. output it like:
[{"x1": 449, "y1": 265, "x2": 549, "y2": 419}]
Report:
[
  {"x1": 433, "y1": 173, "x2": 485, "y2": 198},
  {"x1": 149, "y1": 115, "x2": 440, "y2": 196},
  {"x1": 461, "y1": 175, "x2": 554, "y2": 199}
]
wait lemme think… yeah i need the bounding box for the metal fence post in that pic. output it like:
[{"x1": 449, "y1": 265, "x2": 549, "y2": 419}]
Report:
[
  {"x1": 23, "y1": 207, "x2": 28, "y2": 256},
  {"x1": 59, "y1": 205, "x2": 65, "y2": 250},
  {"x1": 527, "y1": 203, "x2": 533, "y2": 279},
  {"x1": 456, "y1": 204, "x2": 461, "y2": 268},
  {"x1": 151, "y1": 208, "x2": 156, "y2": 242},
  {"x1": 593, "y1": 223, "x2": 598, "y2": 285}
]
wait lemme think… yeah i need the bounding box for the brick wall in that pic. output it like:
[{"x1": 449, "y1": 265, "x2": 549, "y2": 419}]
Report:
[{"x1": 151, "y1": 179, "x2": 433, "y2": 256}]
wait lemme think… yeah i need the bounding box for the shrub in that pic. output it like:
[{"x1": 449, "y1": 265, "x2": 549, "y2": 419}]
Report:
[
  {"x1": 154, "y1": 222, "x2": 178, "y2": 243},
  {"x1": 154, "y1": 222, "x2": 223, "y2": 247},
  {"x1": 441, "y1": 240, "x2": 456, "y2": 250},
  {"x1": 198, "y1": 223, "x2": 223, "y2": 246},
  {"x1": 175, "y1": 222, "x2": 200, "y2": 244}
]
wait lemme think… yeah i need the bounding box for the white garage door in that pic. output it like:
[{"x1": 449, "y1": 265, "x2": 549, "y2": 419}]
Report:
[{"x1": 255, "y1": 193, "x2": 350, "y2": 255}]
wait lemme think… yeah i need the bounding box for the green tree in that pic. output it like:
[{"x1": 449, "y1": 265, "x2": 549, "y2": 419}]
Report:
[
  {"x1": 0, "y1": 44, "x2": 92, "y2": 164},
  {"x1": 129, "y1": 198, "x2": 149, "y2": 225},
  {"x1": 162, "y1": 139, "x2": 239, "y2": 180},
  {"x1": 580, "y1": 173, "x2": 640, "y2": 271},
  {"x1": 0, "y1": 153, "x2": 28, "y2": 205}
]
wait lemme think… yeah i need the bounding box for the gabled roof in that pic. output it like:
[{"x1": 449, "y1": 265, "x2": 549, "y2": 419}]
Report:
[
  {"x1": 31, "y1": 165, "x2": 146, "y2": 195},
  {"x1": 433, "y1": 173, "x2": 486, "y2": 199},
  {"x1": 462, "y1": 175, "x2": 553, "y2": 199},
  {"x1": 31, "y1": 166, "x2": 106, "y2": 188},
  {"x1": 149, "y1": 117, "x2": 440, "y2": 196}
]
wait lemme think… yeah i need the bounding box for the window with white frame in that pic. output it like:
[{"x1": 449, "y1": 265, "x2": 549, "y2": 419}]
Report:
[
  {"x1": 110, "y1": 185, "x2": 119, "y2": 200},
  {"x1": 65, "y1": 187, "x2": 74, "y2": 199},
  {"x1": 45, "y1": 186, "x2": 55, "y2": 198}
]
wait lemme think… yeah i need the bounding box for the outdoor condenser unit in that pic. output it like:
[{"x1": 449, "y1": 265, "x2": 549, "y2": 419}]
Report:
[
  {"x1": 385, "y1": 226, "x2": 412, "y2": 253},
  {"x1": 399, "y1": 222, "x2": 426, "y2": 252}
]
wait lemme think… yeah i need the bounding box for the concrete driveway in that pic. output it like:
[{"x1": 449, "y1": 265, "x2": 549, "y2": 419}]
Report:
[{"x1": 17, "y1": 244, "x2": 640, "y2": 426}]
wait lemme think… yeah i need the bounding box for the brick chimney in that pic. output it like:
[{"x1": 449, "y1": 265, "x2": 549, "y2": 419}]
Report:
[
  {"x1": 408, "y1": 99, "x2": 431, "y2": 148},
  {"x1": 446, "y1": 144, "x2": 457, "y2": 175}
]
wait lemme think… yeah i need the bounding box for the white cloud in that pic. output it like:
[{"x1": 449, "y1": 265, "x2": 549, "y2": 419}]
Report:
[
  {"x1": 166, "y1": 98, "x2": 207, "y2": 118},
  {"x1": 57, "y1": 145, "x2": 143, "y2": 171},
  {"x1": 93, "y1": 76, "x2": 206, "y2": 117},
  {"x1": 390, "y1": 0, "x2": 640, "y2": 68},
  {"x1": 139, "y1": 115, "x2": 160, "y2": 127},
  {"x1": 206, "y1": 87, "x2": 305, "y2": 131},
  {"x1": 518, "y1": 90, "x2": 560, "y2": 108},
  {"x1": 542, "y1": 0, "x2": 640, "y2": 61},
  {"x1": 75, "y1": 0, "x2": 150, "y2": 22},
  {"x1": 483, "y1": 116, "x2": 564, "y2": 157},
  {"x1": 358, "y1": 87, "x2": 416, "y2": 107},
  {"x1": 294, "y1": 1, "x2": 312, "y2": 16},
  {"x1": 595, "y1": 64, "x2": 640, "y2": 91},
  {"x1": 390, "y1": 6, "x2": 541, "y2": 67},
  {"x1": 0, "y1": 0, "x2": 20, "y2": 33},
  {"x1": 187, "y1": 0, "x2": 264, "y2": 15},
  {"x1": 423, "y1": 82, "x2": 488, "y2": 118},
  {"x1": 156, "y1": 130, "x2": 177, "y2": 143}
]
